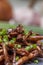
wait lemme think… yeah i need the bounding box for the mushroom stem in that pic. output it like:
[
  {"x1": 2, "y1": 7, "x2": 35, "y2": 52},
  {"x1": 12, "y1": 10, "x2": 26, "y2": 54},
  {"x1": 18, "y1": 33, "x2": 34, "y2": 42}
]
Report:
[{"x1": 16, "y1": 50, "x2": 38, "y2": 65}]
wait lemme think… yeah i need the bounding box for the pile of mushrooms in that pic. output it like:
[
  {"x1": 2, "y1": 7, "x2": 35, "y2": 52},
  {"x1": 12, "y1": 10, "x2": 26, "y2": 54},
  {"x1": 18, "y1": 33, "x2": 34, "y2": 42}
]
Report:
[{"x1": 0, "y1": 25, "x2": 43, "y2": 65}]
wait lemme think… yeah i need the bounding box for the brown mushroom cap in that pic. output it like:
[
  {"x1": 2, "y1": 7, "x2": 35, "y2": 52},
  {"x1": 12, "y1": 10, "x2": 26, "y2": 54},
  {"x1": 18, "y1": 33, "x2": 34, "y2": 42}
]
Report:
[{"x1": 0, "y1": 0, "x2": 12, "y2": 21}]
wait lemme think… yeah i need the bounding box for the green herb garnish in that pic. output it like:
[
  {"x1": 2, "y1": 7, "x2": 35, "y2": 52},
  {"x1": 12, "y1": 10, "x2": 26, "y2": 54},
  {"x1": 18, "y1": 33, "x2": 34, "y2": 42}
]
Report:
[
  {"x1": 25, "y1": 45, "x2": 33, "y2": 51},
  {"x1": 3, "y1": 35, "x2": 8, "y2": 42},
  {"x1": 34, "y1": 60, "x2": 39, "y2": 64},
  {"x1": 0, "y1": 29, "x2": 7, "y2": 36},
  {"x1": 31, "y1": 34, "x2": 36, "y2": 36},
  {"x1": 16, "y1": 56, "x2": 19, "y2": 61},
  {"x1": 25, "y1": 44, "x2": 37, "y2": 51},
  {"x1": 17, "y1": 44, "x2": 21, "y2": 49},
  {"x1": 14, "y1": 44, "x2": 21, "y2": 49},
  {"x1": 12, "y1": 38, "x2": 16, "y2": 41},
  {"x1": 10, "y1": 40, "x2": 14, "y2": 44},
  {"x1": 0, "y1": 38, "x2": 2, "y2": 43}
]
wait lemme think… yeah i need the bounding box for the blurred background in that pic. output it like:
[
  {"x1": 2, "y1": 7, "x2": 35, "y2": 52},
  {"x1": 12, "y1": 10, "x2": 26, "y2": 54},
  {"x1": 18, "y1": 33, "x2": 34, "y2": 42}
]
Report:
[{"x1": 0, "y1": 0, "x2": 43, "y2": 28}]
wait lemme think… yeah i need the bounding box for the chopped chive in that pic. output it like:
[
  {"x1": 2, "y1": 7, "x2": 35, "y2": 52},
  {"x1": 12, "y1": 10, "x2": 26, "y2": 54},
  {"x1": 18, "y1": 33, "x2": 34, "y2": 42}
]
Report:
[
  {"x1": 31, "y1": 34, "x2": 36, "y2": 36},
  {"x1": 0, "y1": 29, "x2": 7, "y2": 36},
  {"x1": 3, "y1": 35, "x2": 8, "y2": 42},
  {"x1": 12, "y1": 38, "x2": 16, "y2": 41},
  {"x1": 33, "y1": 44, "x2": 37, "y2": 49},
  {"x1": 34, "y1": 60, "x2": 39, "y2": 64},
  {"x1": 14, "y1": 44, "x2": 21, "y2": 49},
  {"x1": 17, "y1": 44, "x2": 21, "y2": 49},
  {"x1": 25, "y1": 44, "x2": 37, "y2": 51},
  {"x1": 0, "y1": 38, "x2": 2, "y2": 43},
  {"x1": 16, "y1": 56, "x2": 19, "y2": 61},
  {"x1": 10, "y1": 40, "x2": 14, "y2": 44},
  {"x1": 25, "y1": 46, "x2": 32, "y2": 51}
]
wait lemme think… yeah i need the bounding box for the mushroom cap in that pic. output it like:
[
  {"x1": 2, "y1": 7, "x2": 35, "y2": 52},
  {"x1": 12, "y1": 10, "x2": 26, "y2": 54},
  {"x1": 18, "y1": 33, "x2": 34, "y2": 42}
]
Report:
[{"x1": 0, "y1": 0, "x2": 12, "y2": 21}]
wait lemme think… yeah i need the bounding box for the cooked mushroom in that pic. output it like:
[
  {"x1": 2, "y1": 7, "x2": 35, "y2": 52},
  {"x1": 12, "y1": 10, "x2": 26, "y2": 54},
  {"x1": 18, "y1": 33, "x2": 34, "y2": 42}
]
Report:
[
  {"x1": 27, "y1": 36, "x2": 43, "y2": 42},
  {"x1": 16, "y1": 48, "x2": 29, "y2": 56},
  {"x1": 0, "y1": 25, "x2": 43, "y2": 65},
  {"x1": 16, "y1": 50, "x2": 38, "y2": 65}
]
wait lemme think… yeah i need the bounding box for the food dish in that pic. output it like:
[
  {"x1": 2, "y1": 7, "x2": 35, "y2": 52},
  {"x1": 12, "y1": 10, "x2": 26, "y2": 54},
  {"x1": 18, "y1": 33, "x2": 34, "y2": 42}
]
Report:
[{"x1": 0, "y1": 25, "x2": 43, "y2": 65}]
